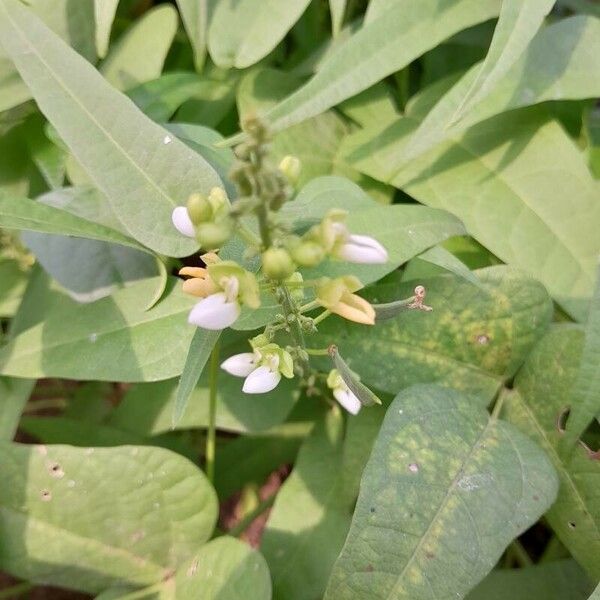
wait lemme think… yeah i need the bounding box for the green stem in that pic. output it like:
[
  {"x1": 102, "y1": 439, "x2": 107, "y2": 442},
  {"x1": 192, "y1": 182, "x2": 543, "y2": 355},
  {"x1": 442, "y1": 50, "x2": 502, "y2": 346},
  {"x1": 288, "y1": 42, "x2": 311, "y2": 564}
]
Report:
[
  {"x1": 228, "y1": 494, "x2": 276, "y2": 537},
  {"x1": 278, "y1": 284, "x2": 309, "y2": 373},
  {"x1": 306, "y1": 348, "x2": 330, "y2": 356},
  {"x1": 0, "y1": 582, "x2": 32, "y2": 599},
  {"x1": 313, "y1": 310, "x2": 332, "y2": 326},
  {"x1": 299, "y1": 299, "x2": 320, "y2": 313},
  {"x1": 205, "y1": 338, "x2": 221, "y2": 484},
  {"x1": 24, "y1": 398, "x2": 67, "y2": 413},
  {"x1": 490, "y1": 389, "x2": 506, "y2": 420},
  {"x1": 508, "y1": 540, "x2": 533, "y2": 567}
]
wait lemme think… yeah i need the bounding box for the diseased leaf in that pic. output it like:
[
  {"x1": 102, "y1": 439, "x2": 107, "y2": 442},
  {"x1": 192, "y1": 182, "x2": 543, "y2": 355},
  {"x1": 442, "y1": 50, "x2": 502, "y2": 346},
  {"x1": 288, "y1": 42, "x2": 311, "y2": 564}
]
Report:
[
  {"x1": 313, "y1": 268, "x2": 552, "y2": 399},
  {"x1": 0, "y1": 0, "x2": 221, "y2": 257},
  {"x1": 504, "y1": 325, "x2": 600, "y2": 578},
  {"x1": 324, "y1": 384, "x2": 558, "y2": 600},
  {"x1": 260, "y1": 0, "x2": 501, "y2": 134},
  {"x1": 100, "y1": 5, "x2": 178, "y2": 91},
  {"x1": 0, "y1": 442, "x2": 218, "y2": 594},
  {"x1": 208, "y1": 0, "x2": 311, "y2": 69},
  {"x1": 451, "y1": 0, "x2": 555, "y2": 123}
]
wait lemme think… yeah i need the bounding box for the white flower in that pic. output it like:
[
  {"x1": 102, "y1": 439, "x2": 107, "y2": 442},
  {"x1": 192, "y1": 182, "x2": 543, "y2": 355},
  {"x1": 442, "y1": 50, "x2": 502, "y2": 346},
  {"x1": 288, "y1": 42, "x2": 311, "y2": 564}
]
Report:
[
  {"x1": 332, "y1": 222, "x2": 387, "y2": 264},
  {"x1": 222, "y1": 351, "x2": 286, "y2": 395},
  {"x1": 221, "y1": 352, "x2": 257, "y2": 377},
  {"x1": 327, "y1": 368, "x2": 361, "y2": 415},
  {"x1": 188, "y1": 276, "x2": 240, "y2": 330},
  {"x1": 171, "y1": 206, "x2": 195, "y2": 238}
]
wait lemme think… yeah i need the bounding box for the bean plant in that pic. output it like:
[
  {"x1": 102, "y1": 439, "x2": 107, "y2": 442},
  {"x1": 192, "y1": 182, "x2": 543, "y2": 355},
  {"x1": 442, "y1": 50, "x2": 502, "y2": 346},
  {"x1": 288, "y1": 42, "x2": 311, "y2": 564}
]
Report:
[{"x1": 0, "y1": 0, "x2": 599, "y2": 599}]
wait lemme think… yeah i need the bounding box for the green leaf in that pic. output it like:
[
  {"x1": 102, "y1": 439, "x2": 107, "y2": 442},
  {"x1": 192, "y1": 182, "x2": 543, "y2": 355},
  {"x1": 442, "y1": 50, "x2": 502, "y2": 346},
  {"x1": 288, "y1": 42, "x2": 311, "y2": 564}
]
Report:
[
  {"x1": 466, "y1": 560, "x2": 593, "y2": 600},
  {"x1": 329, "y1": 0, "x2": 347, "y2": 36},
  {"x1": 175, "y1": 0, "x2": 210, "y2": 71},
  {"x1": 0, "y1": 377, "x2": 34, "y2": 440},
  {"x1": 314, "y1": 268, "x2": 552, "y2": 399},
  {"x1": 0, "y1": 193, "x2": 148, "y2": 253},
  {"x1": 504, "y1": 325, "x2": 600, "y2": 578},
  {"x1": 207, "y1": 0, "x2": 311, "y2": 69},
  {"x1": 100, "y1": 5, "x2": 178, "y2": 91},
  {"x1": 324, "y1": 384, "x2": 558, "y2": 600},
  {"x1": 563, "y1": 264, "x2": 600, "y2": 448},
  {"x1": 403, "y1": 16, "x2": 600, "y2": 162},
  {"x1": 172, "y1": 329, "x2": 220, "y2": 427},
  {"x1": 261, "y1": 0, "x2": 501, "y2": 134},
  {"x1": 0, "y1": 442, "x2": 217, "y2": 593},
  {"x1": 0, "y1": 277, "x2": 201, "y2": 382},
  {"x1": 0, "y1": 259, "x2": 28, "y2": 318},
  {"x1": 262, "y1": 408, "x2": 353, "y2": 600},
  {"x1": 94, "y1": 0, "x2": 120, "y2": 59},
  {"x1": 0, "y1": 0, "x2": 221, "y2": 257},
  {"x1": 451, "y1": 0, "x2": 555, "y2": 123}
]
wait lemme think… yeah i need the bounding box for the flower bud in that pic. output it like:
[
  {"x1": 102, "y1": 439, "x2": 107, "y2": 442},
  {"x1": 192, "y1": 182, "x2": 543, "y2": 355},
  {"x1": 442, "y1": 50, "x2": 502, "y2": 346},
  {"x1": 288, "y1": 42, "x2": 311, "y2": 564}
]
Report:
[
  {"x1": 208, "y1": 187, "x2": 229, "y2": 216},
  {"x1": 186, "y1": 193, "x2": 212, "y2": 224},
  {"x1": 196, "y1": 220, "x2": 232, "y2": 250},
  {"x1": 290, "y1": 241, "x2": 325, "y2": 267},
  {"x1": 262, "y1": 247, "x2": 296, "y2": 280},
  {"x1": 278, "y1": 155, "x2": 301, "y2": 184}
]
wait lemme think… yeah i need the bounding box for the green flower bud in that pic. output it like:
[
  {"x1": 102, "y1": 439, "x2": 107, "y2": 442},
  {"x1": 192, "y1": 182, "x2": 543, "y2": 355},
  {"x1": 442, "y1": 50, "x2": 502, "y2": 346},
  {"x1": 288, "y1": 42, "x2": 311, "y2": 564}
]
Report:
[
  {"x1": 196, "y1": 220, "x2": 232, "y2": 250},
  {"x1": 278, "y1": 155, "x2": 301, "y2": 184},
  {"x1": 262, "y1": 247, "x2": 296, "y2": 280},
  {"x1": 208, "y1": 187, "x2": 229, "y2": 217},
  {"x1": 290, "y1": 241, "x2": 325, "y2": 267},
  {"x1": 186, "y1": 193, "x2": 212, "y2": 224}
]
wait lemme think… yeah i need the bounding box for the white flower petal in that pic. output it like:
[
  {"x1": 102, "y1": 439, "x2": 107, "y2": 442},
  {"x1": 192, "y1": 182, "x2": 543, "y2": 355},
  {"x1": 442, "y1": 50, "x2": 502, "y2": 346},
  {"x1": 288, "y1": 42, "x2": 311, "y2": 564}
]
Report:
[
  {"x1": 338, "y1": 234, "x2": 388, "y2": 264},
  {"x1": 171, "y1": 206, "x2": 196, "y2": 238},
  {"x1": 221, "y1": 353, "x2": 257, "y2": 377},
  {"x1": 333, "y1": 388, "x2": 362, "y2": 415},
  {"x1": 188, "y1": 293, "x2": 240, "y2": 330},
  {"x1": 242, "y1": 366, "x2": 281, "y2": 394}
]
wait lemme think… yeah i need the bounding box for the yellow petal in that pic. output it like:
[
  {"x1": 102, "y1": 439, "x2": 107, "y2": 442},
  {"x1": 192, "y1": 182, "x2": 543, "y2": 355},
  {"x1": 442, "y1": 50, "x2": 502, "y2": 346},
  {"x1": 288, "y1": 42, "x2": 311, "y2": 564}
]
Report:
[
  {"x1": 179, "y1": 266, "x2": 208, "y2": 278},
  {"x1": 182, "y1": 277, "x2": 219, "y2": 297},
  {"x1": 331, "y1": 292, "x2": 375, "y2": 325}
]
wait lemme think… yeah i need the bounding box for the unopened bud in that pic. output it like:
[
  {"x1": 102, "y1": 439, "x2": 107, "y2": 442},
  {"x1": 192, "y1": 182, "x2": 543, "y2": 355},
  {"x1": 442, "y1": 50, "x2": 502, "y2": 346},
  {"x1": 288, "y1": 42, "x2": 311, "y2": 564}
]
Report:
[
  {"x1": 290, "y1": 241, "x2": 325, "y2": 267},
  {"x1": 208, "y1": 187, "x2": 229, "y2": 216},
  {"x1": 196, "y1": 220, "x2": 232, "y2": 250},
  {"x1": 262, "y1": 247, "x2": 296, "y2": 280},
  {"x1": 187, "y1": 193, "x2": 212, "y2": 224},
  {"x1": 279, "y1": 155, "x2": 301, "y2": 184}
]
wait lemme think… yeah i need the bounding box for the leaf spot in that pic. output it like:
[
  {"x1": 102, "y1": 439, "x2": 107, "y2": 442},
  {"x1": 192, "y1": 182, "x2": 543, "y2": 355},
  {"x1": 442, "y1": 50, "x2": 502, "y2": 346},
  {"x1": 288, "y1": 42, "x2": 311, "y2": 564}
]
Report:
[
  {"x1": 163, "y1": 135, "x2": 172, "y2": 145},
  {"x1": 568, "y1": 521, "x2": 576, "y2": 529},
  {"x1": 475, "y1": 334, "x2": 490, "y2": 345},
  {"x1": 47, "y1": 462, "x2": 64, "y2": 479},
  {"x1": 89, "y1": 333, "x2": 98, "y2": 343},
  {"x1": 408, "y1": 463, "x2": 419, "y2": 474},
  {"x1": 40, "y1": 490, "x2": 52, "y2": 502}
]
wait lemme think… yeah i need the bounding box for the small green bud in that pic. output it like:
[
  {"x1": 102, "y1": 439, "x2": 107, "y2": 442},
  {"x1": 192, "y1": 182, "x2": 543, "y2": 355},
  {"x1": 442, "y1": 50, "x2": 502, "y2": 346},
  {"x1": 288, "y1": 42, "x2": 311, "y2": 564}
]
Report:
[
  {"x1": 196, "y1": 220, "x2": 232, "y2": 249},
  {"x1": 262, "y1": 247, "x2": 296, "y2": 280},
  {"x1": 186, "y1": 193, "x2": 212, "y2": 224},
  {"x1": 290, "y1": 241, "x2": 325, "y2": 267},
  {"x1": 208, "y1": 187, "x2": 229, "y2": 217},
  {"x1": 278, "y1": 155, "x2": 301, "y2": 184}
]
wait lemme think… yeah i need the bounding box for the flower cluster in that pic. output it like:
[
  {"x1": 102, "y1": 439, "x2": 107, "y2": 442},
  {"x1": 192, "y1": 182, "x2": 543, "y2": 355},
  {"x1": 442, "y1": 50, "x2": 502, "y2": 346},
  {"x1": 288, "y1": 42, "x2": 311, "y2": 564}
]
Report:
[{"x1": 170, "y1": 118, "x2": 429, "y2": 415}]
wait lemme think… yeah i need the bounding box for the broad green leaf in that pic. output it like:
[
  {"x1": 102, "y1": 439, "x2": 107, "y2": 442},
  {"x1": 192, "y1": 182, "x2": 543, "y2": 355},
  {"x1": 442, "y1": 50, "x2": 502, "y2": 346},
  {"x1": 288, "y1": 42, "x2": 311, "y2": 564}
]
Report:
[
  {"x1": 100, "y1": 5, "x2": 178, "y2": 90},
  {"x1": 0, "y1": 0, "x2": 221, "y2": 257},
  {"x1": 504, "y1": 325, "x2": 600, "y2": 578},
  {"x1": 176, "y1": 0, "x2": 210, "y2": 71},
  {"x1": 109, "y1": 370, "x2": 299, "y2": 435},
  {"x1": 324, "y1": 385, "x2": 558, "y2": 600},
  {"x1": 451, "y1": 0, "x2": 555, "y2": 123},
  {"x1": 348, "y1": 109, "x2": 600, "y2": 321},
  {"x1": 563, "y1": 265, "x2": 600, "y2": 448},
  {"x1": 94, "y1": 0, "x2": 120, "y2": 59},
  {"x1": 25, "y1": 119, "x2": 67, "y2": 189},
  {"x1": 172, "y1": 329, "x2": 220, "y2": 427},
  {"x1": 558, "y1": 0, "x2": 600, "y2": 15},
  {"x1": 329, "y1": 0, "x2": 347, "y2": 36},
  {"x1": 0, "y1": 442, "x2": 218, "y2": 593},
  {"x1": 314, "y1": 268, "x2": 552, "y2": 399},
  {"x1": 0, "y1": 277, "x2": 201, "y2": 382},
  {"x1": 260, "y1": 0, "x2": 501, "y2": 134},
  {"x1": 0, "y1": 194, "x2": 148, "y2": 253},
  {"x1": 466, "y1": 560, "x2": 593, "y2": 600},
  {"x1": 418, "y1": 245, "x2": 483, "y2": 288},
  {"x1": 0, "y1": 377, "x2": 34, "y2": 440},
  {"x1": 404, "y1": 16, "x2": 600, "y2": 162},
  {"x1": 262, "y1": 408, "x2": 353, "y2": 600},
  {"x1": 208, "y1": 0, "x2": 311, "y2": 69},
  {"x1": 338, "y1": 83, "x2": 400, "y2": 130},
  {"x1": 591, "y1": 584, "x2": 600, "y2": 600}
]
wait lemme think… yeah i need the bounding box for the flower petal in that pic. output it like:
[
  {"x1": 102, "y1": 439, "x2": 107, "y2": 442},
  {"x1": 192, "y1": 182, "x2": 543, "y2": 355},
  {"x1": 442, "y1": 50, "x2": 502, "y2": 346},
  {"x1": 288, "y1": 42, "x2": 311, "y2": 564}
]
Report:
[
  {"x1": 333, "y1": 388, "x2": 362, "y2": 415},
  {"x1": 332, "y1": 292, "x2": 375, "y2": 325},
  {"x1": 182, "y1": 277, "x2": 219, "y2": 298},
  {"x1": 221, "y1": 353, "x2": 257, "y2": 377},
  {"x1": 188, "y1": 293, "x2": 240, "y2": 330},
  {"x1": 242, "y1": 366, "x2": 281, "y2": 394},
  {"x1": 337, "y1": 234, "x2": 388, "y2": 264},
  {"x1": 171, "y1": 206, "x2": 196, "y2": 238}
]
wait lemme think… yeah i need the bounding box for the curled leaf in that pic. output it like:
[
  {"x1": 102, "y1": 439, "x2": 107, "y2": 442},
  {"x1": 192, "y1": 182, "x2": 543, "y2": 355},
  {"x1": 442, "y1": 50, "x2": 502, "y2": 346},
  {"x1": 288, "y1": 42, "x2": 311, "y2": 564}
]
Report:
[{"x1": 328, "y1": 345, "x2": 381, "y2": 407}]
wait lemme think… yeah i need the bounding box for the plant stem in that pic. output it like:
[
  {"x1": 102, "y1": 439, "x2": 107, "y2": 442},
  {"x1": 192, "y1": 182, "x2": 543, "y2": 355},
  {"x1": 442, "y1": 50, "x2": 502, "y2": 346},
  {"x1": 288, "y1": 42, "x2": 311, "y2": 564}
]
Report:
[
  {"x1": 306, "y1": 348, "x2": 330, "y2": 356},
  {"x1": 299, "y1": 299, "x2": 320, "y2": 313},
  {"x1": 508, "y1": 539, "x2": 533, "y2": 567},
  {"x1": 313, "y1": 310, "x2": 332, "y2": 326},
  {"x1": 0, "y1": 582, "x2": 32, "y2": 599},
  {"x1": 278, "y1": 284, "x2": 310, "y2": 373},
  {"x1": 205, "y1": 338, "x2": 221, "y2": 484},
  {"x1": 24, "y1": 398, "x2": 67, "y2": 413},
  {"x1": 490, "y1": 389, "x2": 506, "y2": 420},
  {"x1": 228, "y1": 494, "x2": 276, "y2": 537}
]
